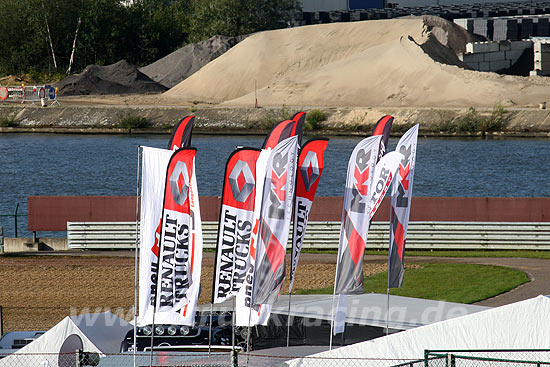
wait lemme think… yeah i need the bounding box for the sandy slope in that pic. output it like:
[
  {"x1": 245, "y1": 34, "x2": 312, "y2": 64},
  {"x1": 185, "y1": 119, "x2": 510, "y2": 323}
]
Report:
[{"x1": 164, "y1": 17, "x2": 550, "y2": 108}]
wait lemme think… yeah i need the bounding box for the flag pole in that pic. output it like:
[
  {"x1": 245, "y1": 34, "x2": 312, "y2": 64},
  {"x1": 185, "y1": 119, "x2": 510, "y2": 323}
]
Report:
[
  {"x1": 133, "y1": 145, "x2": 141, "y2": 367},
  {"x1": 246, "y1": 304, "x2": 252, "y2": 367},
  {"x1": 286, "y1": 292, "x2": 292, "y2": 347},
  {"x1": 148, "y1": 311, "x2": 156, "y2": 366},
  {"x1": 386, "y1": 288, "x2": 390, "y2": 336},
  {"x1": 329, "y1": 293, "x2": 336, "y2": 350},
  {"x1": 232, "y1": 297, "x2": 236, "y2": 353},
  {"x1": 208, "y1": 303, "x2": 213, "y2": 356}
]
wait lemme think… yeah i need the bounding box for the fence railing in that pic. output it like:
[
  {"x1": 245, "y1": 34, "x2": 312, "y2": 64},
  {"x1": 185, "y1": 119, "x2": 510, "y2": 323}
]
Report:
[
  {"x1": 0, "y1": 85, "x2": 59, "y2": 105},
  {"x1": 2, "y1": 349, "x2": 550, "y2": 367},
  {"x1": 0, "y1": 203, "x2": 25, "y2": 238},
  {"x1": 422, "y1": 349, "x2": 550, "y2": 367},
  {"x1": 67, "y1": 221, "x2": 550, "y2": 250}
]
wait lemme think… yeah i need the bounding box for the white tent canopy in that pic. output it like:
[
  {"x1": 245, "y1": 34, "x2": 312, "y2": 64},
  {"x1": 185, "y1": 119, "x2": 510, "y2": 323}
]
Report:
[
  {"x1": 0, "y1": 312, "x2": 132, "y2": 367},
  {"x1": 288, "y1": 295, "x2": 550, "y2": 366}
]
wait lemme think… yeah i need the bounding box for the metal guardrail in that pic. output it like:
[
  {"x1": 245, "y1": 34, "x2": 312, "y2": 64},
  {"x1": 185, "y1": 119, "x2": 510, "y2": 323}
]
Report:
[{"x1": 67, "y1": 221, "x2": 550, "y2": 250}]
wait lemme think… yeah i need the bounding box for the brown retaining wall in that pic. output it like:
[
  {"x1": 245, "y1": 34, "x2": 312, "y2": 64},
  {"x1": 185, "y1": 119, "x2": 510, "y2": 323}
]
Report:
[{"x1": 28, "y1": 196, "x2": 550, "y2": 232}]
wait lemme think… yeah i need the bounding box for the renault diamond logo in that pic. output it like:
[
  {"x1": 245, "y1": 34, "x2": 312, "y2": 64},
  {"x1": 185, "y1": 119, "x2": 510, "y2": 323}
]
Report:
[
  {"x1": 229, "y1": 160, "x2": 255, "y2": 202},
  {"x1": 300, "y1": 151, "x2": 320, "y2": 192},
  {"x1": 169, "y1": 161, "x2": 190, "y2": 205}
]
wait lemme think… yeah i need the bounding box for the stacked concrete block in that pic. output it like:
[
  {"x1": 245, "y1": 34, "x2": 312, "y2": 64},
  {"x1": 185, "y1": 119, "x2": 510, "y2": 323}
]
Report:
[
  {"x1": 461, "y1": 40, "x2": 532, "y2": 72},
  {"x1": 473, "y1": 18, "x2": 490, "y2": 38},
  {"x1": 531, "y1": 39, "x2": 550, "y2": 76},
  {"x1": 299, "y1": 1, "x2": 550, "y2": 27},
  {"x1": 455, "y1": 15, "x2": 550, "y2": 40},
  {"x1": 493, "y1": 19, "x2": 518, "y2": 41},
  {"x1": 519, "y1": 18, "x2": 534, "y2": 38},
  {"x1": 535, "y1": 17, "x2": 550, "y2": 36}
]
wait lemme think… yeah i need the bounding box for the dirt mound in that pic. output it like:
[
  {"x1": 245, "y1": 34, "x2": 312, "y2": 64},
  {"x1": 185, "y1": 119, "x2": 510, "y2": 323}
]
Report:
[
  {"x1": 164, "y1": 17, "x2": 550, "y2": 108},
  {"x1": 140, "y1": 35, "x2": 246, "y2": 88},
  {"x1": 55, "y1": 60, "x2": 167, "y2": 96}
]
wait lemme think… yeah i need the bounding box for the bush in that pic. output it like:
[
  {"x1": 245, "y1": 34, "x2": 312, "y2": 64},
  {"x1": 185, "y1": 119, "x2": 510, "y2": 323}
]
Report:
[
  {"x1": 305, "y1": 109, "x2": 326, "y2": 130},
  {"x1": 456, "y1": 107, "x2": 483, "y2": 132},
  {"x1": 257, "y1": 105, "x2": 296, "y2": 130},
  {"x1": 435, "y1": 105, "x2": 509, "y2": 134},
  {"x1": 0, "y1": 114, "x2": 18, "y2": 127},
  {"x1": 116, "y1": 111, "x2": 151, "y2": 130},
  {"x1": 481, "y1": 105, "x2": 508, "y2": 132}
]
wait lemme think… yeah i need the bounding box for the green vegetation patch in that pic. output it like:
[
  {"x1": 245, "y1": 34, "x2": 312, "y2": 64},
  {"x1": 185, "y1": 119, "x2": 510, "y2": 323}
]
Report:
[
  {"x1": 0, "y1": 112, "x2": 18, "y2": 127},
  {"x1": 305, "y1": 109, "x2": 327, "y2": 130},
  {"x1": 434, "y1": 105, "x2": 510, "y2": 134},
  {"x1": 116, "y1": 111, "x2": 151, "y2": 130},
  {"x1": 295, "y1": 263, "x2": 529, "y2": 304}
]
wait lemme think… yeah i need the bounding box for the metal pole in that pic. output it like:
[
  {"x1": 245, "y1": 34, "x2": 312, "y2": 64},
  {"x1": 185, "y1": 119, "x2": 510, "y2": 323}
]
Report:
[
  {"x1": 133, "y1": 146, "x2": 141, "y2": 367},
  {"x1": 232, "y1": 298, "x2": 236, "y2": 353},
  {"x1": 386, "y1": 288, "x2": 390, "y2": 336},
  {"x1": 246, "y1": 304, "x2": 252, "y2": 367},
  {"x1": 231, "y1": 347, "x2": 239, "y2": 367},
  {"x1": 149, "y1": 314, "x2": 155, "y2": 367},
  {"x1": 14, "y1": 203, "x2": 18, "y2": 238},
  {"x1": 0, "y1": 305, "x2": 3, "y2": 337},
  {"x1": 286, "y1": 292, "x2": 292, "y2": 347},
  {"x1": 208, "y1": 303, "x2": 213, "y2": 356},
  {"x1": 329, "y1": 294, "x2": 336, "y2": 350}
]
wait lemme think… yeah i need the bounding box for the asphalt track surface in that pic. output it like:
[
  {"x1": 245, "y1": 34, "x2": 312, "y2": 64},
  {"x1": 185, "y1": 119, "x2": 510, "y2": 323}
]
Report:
[{"x1": 12, "y1": 251, "x2": 549, "y2": 307}]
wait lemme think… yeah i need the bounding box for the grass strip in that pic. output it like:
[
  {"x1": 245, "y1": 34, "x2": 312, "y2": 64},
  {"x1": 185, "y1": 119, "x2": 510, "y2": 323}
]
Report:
[{"x1": 294, "y1": 263, "x2": 529, "y2": 304}]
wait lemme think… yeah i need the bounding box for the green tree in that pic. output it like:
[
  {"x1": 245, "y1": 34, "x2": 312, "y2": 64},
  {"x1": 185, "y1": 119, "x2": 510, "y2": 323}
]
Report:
[
  {"x1": 0, "y1": 0, "x2": 300, "y2": 77},
  {"x1": 188, "y1": 0, "x2": 300, "y2": 42}
]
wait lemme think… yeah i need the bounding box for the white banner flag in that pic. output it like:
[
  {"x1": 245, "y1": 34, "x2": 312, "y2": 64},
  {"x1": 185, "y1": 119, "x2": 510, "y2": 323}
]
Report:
[{"x1": 138, "y1": 146, "x2": 172, "y2": 327}]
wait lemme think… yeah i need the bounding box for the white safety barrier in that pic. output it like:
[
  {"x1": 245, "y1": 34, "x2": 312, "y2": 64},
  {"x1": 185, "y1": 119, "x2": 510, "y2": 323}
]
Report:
[
  {"x1": 0, "y1": 85, "x2": 59, "y2": 105},
  {"x1": 67, "y1": 221, "x2": 550, "y2": 250}
]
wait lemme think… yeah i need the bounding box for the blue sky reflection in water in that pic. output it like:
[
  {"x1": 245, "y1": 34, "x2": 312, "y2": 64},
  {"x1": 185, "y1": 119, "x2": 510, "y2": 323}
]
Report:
[{"x1": 0, "y1": 133, "x2": 547, "y2": 237}]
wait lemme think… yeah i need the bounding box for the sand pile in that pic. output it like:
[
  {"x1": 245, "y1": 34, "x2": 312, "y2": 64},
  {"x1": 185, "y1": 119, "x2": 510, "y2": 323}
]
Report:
[
  {"x1": 140, "y1": 35, "x2": 246, "y2": 88},
  {"x1": 164, "y1": 16, "x2": 550, "y2": 108},
  {"x1": 56, "y1": 60, "x2": 167, "y2": 96}
]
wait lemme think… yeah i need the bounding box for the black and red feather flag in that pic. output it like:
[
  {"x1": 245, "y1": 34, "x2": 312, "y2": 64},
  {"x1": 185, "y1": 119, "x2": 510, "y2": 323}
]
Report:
[
  {"x1": 261, "y1": 111, "x2": 305, "y2": 149},
  {"x1": 168, "y1": 116, "x2": 195, "y2": 151},
  {"x1": 372, "y1": 115, "x2": 394, "y2": 163}
]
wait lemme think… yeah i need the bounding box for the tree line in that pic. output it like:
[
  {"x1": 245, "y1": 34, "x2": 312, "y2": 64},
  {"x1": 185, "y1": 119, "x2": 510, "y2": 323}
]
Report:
[{"x1": 0, "y1": 0, "x2": 300, "y2": 78}]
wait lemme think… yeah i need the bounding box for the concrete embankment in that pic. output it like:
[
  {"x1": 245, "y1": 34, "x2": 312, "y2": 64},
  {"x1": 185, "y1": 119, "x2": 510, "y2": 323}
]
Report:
[
  {"x1": 3, "y1": 237, "x2": 67, "y2": 253},
  {"x1": 2, "y1": 104, "x2": 550, "y2": 136}
]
